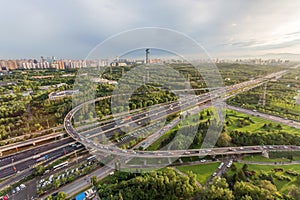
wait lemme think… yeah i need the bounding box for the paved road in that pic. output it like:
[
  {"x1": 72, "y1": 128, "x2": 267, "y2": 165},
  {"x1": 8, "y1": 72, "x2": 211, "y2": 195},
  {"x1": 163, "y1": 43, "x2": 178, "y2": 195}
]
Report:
[
  {"x1": 0, "y1": 138, "x2": 78, "y2": 180},
  {"x1": 9, "y1": 179, "x2": 37, "y2": 200},
  {"x1": 205, "y1": 158, "x2": 232, "y2": 185},
  {"x1": 64, "y1": 70, "x2": 288, "y2": 159},
  {"x1": 0, "y1": 132, "x2": 64, "y2": 155},
  {"x1": 44, "y1": 116, "x2": 183, "y2": 199},
  {"x1": 44, "y1": 165, "x2": 113, "y2": 199},
  {"x1": 0, "y1": 138, "x2": 83, "y2": 183},
  {"x1": 37, "y1": 69, "x2": 289, "y2": 197}
]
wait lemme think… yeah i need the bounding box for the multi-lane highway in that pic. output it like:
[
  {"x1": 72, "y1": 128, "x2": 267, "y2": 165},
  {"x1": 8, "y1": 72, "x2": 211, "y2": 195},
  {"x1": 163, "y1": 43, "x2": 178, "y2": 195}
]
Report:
[
  {"x1": 64, "y1": 70, "x2": 289, "y2": 158},
  {"x1": 43, "y1": 68, "x2": 295, "y2": 198},
  {"x1": 0, "y1": 69, "x2": 290, "y2": 196},
  {"x1": 0, "y1": 137, "x2": 80, "y2": 180},
  {"x1": 0, "y1": 132, "x2": 64, "y2": 156}
]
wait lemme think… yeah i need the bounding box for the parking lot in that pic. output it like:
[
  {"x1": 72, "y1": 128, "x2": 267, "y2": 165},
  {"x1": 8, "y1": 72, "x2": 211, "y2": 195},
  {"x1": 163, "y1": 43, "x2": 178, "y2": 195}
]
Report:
[{"x1": 9, "y1": 180, "x2": 37, "y2": 200}]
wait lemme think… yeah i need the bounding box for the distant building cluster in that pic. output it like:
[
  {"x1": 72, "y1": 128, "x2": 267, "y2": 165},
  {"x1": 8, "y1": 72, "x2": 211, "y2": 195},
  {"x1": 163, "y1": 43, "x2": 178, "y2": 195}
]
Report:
[
  {"x1": 0, "y1": 56, "x2": 291, "y2": 72},
  {"x1": 0, "y1": 56, "x2": 89, "y2": 71},
  {"x1": 0, "y1": 60, "x2": 18, "y2": 71},
  {"x1": 0, "y1": 56, "x2": 165, "y2": 72},
  {"x1": 214, "y1": 58, "x2": 290, "y2": 65}
]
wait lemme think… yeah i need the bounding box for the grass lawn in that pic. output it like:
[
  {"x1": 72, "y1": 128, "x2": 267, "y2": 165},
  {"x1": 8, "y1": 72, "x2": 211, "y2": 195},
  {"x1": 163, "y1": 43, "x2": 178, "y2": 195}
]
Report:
[
  {"x1": 146, "y1": 109, "x2": 213, "y2": 151},
  {"x1": 226, "y1": 110, "x2": 299, "y2": 134},
  {"x1": 146, "y1": 125, "x2": 179, "y2": 151},
  {"x1": 147, "y1": 107, "x2": 299, "y2": 151},
  {"x1": 242, "y1": 155, "x2": 291, "y2": 163},
  {"x1": 231, "y1": 163, "x2": 300, "y2": 194},
  {"x1": 176, "y1": 162, "x2": 220, "y2": 185}
]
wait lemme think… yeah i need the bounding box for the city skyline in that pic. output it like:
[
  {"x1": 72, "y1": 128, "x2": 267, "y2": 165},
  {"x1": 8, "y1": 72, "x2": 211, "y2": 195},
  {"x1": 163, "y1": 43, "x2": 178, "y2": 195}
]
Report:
[{"x1": 0, "y1": 0, "x2": 300, "y2": 60}]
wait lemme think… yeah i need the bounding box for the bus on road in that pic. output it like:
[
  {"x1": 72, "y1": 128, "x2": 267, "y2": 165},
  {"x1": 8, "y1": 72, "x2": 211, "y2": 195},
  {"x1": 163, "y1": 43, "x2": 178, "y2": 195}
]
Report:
[{"x1": 53, "y1": 161, "x2": 68, "y2": 171}]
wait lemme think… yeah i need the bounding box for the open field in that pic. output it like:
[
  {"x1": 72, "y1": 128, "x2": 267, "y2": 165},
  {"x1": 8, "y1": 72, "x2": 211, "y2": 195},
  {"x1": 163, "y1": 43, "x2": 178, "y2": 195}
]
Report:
[
  {"x1": 226, "y1": 109, "x2": 299, "y2": 134},
  {"x1": 242, "y1": 155, "x2": 291, "y2": 163},
  {"x1": 147, "y1": 107, "x2": 300, "y2": 151},
  {"x1": 176, "y1": 162, "x2": 220, "y2": 185}
]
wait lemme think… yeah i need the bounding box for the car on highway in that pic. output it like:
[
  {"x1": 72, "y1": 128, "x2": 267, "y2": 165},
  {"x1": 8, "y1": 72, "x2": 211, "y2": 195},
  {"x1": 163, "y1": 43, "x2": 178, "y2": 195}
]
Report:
[
  {"x1": 228, "y1": 148, "x2": 237, "y2": 152},
  {"x1": 218, "y1": 162, "x2": 224, "y2": 169},
  {"x1": 212, "y1": 172, "x2": 217, "y2": 176},
  {"x1": 226, "y1": 160, "x2": 233, "y2": 168}
]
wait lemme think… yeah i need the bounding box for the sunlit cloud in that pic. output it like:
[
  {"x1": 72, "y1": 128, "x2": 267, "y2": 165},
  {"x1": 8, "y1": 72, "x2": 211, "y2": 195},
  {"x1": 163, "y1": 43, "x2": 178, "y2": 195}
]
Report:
[{"x1": 0, "y1": 0, "x2": 299, "y2": 58}]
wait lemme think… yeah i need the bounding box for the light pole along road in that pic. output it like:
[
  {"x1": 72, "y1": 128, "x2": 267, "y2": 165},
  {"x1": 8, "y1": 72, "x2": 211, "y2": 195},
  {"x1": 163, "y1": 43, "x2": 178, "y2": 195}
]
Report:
[{"x1": 64, "y1": 69, "x2": 289, "y2": 161}]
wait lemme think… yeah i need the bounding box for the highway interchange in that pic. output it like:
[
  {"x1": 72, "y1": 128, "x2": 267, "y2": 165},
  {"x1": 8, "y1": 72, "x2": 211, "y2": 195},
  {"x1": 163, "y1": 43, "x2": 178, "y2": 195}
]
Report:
[
  {"x1": 64, "y1": 70, "x2": 289, "y2": 159},
  {"x1": 1, "y1": 67, "x2": 300, "y2": 199}
]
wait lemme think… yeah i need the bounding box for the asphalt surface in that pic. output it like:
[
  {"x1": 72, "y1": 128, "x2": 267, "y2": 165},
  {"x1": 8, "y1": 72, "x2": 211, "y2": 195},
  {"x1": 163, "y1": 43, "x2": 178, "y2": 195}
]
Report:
[
  {"x1": 0, "y1": 138, "x2": 77, "y2": 180},
  {"x1": 0, "y1": 69, "x2": 291, "y2": 198},
  {"x1": 63, "y1": 70, "x2": 288, "y2": 158}
]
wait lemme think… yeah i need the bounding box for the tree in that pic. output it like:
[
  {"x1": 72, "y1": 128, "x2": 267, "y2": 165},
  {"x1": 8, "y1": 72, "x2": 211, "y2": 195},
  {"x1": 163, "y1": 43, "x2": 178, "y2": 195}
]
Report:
[
  {"x1": 216, "y1": 132, "x2": 232, "y2": 147},
  {"x1": 289, "y1": 185, "x2": 300, "y2": 200},
  {"x1": 61, "y1": 177, "x2": 67, "y2": 184},
  {"x1": 91, "y1": 175, "x2": 98, "y2": 187},
  {"x1": 242, "y1": 164, "x2": 248, "y2": 172},
  {"x1": 276, "y1": 124, "x2": 282, "y2": 130},
  {"x1": 57, "y1": 192, "x2": 67, "y2": 200},
  {"x1": 196, "y1": 177, "x2": 234, "y2": 200},
  {"x1": 97, "y1": 168, "x2": 199, "y2": 199},
  {"x1": 231, "y1": 163, "x2": 237, "y2": 172},
  {"x1": 54, "y1": 179, "x2": 61, "y2": 189},
  {"x1": 257, "y1": 180, "x2": 277, "y2": 194},
  {"x1": 34, "y1": 165, "x2": 45, "y2": 176}
]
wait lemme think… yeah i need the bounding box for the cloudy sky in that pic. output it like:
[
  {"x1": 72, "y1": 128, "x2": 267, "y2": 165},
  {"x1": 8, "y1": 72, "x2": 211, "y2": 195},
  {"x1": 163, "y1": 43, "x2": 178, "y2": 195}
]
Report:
[{"x1": 0, "y1": 0, "x2": 300, "y2": 59}]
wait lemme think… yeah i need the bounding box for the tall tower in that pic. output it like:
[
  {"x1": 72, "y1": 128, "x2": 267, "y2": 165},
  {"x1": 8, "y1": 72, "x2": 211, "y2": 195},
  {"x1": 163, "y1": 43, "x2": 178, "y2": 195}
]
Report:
[{"x1": 145, "y1": 49, "x2": 150, "y2": 64}]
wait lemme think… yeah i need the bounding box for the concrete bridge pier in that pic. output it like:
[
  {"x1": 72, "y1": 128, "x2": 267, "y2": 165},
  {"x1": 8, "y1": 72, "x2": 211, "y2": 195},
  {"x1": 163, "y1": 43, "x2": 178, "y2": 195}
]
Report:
[{"x1": 262, "y1": 150, "x2": 269, "y2": 158}]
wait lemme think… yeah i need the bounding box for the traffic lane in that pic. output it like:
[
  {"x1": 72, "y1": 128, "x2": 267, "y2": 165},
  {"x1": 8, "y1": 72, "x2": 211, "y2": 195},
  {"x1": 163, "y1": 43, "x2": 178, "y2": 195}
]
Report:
[
  {"x1": 0, "y1": 138, "x2": 74, "y2": 167},
  {"x1": 67, "y1": 72, "x2": 278, "y2": 142},
  {"x1": 74, "y1": 94, "x2": 211, "y2": 142},
  {"x1": 0, "y1": 145, "x2": 80, "y2": 179},
  {"x1": 0, "y1": 159, "x2": 36, "y2": 179},
  {"x1": 78, "y1": 101, "x2": 182, "y2": 138}
]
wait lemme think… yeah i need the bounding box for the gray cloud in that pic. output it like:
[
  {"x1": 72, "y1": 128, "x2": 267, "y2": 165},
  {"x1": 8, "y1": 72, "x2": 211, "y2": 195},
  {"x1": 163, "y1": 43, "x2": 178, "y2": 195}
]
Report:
[{"x1": 0, "y1": 0, "x2": 299, "y2": 59}]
